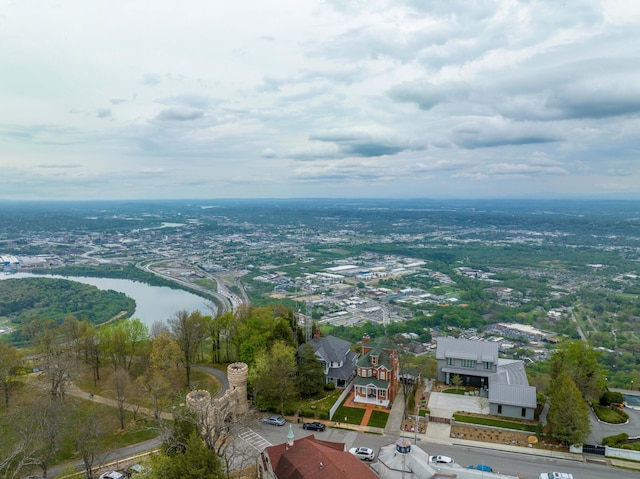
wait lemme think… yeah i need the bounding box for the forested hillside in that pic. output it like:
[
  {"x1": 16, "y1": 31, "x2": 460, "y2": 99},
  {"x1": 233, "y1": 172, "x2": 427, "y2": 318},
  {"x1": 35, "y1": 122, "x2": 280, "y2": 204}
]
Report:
[{"x1": 0, "y1": 277, "x2": 135, "y2": 341}]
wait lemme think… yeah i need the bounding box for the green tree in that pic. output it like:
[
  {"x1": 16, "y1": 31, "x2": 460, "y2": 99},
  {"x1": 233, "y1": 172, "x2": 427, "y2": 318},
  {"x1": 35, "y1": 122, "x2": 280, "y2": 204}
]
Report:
[
  {"x1": 551, "y1": 340, "x2": 605, "y2": 402},
  {"x1": 548, "y1": 371, "x2": 591, "y2": 445},
  {"x1": 251, "y1": 341, "x2": 297, "y2": 414},
  {"x1": 152, "y1": 431, "x2": 225, "y2": 479},
  {"x1": 450, "y1": 374, "x2": 463, "y2": 388},
  {"x1": 296, "y1": 344, "x2": 324, "y2": 396},
  {"x1": 0, "y1": 342, "x2": 21, "y2": 410}
]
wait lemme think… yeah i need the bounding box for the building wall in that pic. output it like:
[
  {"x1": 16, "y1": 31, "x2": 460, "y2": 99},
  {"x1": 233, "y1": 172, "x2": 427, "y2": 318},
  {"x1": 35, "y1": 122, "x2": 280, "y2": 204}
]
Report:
[{"x1": 489, "y1": 402, "x2": 534, "y2": 421}]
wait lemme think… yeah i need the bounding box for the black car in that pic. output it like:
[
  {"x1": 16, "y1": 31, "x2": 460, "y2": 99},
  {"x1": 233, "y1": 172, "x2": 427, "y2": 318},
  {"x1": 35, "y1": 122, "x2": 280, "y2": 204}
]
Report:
[{"x1": 302, "y1": 421, "x2": 326, "y2": 431}]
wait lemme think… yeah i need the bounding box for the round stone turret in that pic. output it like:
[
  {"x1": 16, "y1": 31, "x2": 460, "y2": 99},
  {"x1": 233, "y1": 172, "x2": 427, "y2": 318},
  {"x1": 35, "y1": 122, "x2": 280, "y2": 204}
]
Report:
[
  {"x1": 227, "y1": 362, "x2": 249, "y2": 414},
  {"x1": 186, "y1": 389, "x2": 212, "y2": 416}
]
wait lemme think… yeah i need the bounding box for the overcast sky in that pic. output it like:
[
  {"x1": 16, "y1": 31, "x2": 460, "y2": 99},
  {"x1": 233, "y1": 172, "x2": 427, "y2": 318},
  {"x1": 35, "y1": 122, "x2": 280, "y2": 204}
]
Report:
[{"x1": 2, "y1": 0, "x2": 640, "y2": 201}]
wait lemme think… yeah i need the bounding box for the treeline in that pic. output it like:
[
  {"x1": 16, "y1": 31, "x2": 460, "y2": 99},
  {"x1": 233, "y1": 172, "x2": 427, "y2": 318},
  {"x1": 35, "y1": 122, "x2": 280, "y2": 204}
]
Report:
[{"x1": 0, "y1": 277, "x2": 135, "y2": 343}]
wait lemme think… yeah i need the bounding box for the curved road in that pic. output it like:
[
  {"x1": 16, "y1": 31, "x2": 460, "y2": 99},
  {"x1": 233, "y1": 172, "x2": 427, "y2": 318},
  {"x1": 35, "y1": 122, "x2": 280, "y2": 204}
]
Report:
[{"x1": 47, "y1": 365, "x2": 230, "y2": 478}]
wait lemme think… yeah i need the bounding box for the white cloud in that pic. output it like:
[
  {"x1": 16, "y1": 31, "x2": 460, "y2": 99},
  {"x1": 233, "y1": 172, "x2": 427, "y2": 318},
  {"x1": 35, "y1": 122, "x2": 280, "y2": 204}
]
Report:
[{"x1": 0, "y1": 0, "x2": 639, "y2": 199}]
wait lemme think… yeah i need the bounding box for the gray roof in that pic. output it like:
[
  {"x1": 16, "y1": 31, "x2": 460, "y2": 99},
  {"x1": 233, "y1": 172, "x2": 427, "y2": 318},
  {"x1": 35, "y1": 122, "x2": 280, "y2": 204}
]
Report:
[
  {"x1": 493, "y1": 359, "x2": 530, "y2": 386},
  {"x1": 302, "y1": 335, "x2": 352, "y2": 363},
  {"x1": 328, "y1": 351, "x2": 358, "y2": 380},
  {"x1": 489, "y1": 383, "x2": 537, "y2": 408},
  {"x1": 436, "y1": 337, "x2": 499, "y2": 363}
]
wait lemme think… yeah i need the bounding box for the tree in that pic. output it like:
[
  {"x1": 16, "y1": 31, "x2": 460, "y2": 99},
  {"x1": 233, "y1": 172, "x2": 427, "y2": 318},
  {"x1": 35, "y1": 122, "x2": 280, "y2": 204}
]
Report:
[
  {"x1": 551, "y1": 339, "x2": 605, "y2": 402},
  {"x1": 296, "y1": 344, "x2": 324, "y2": 396},
  {"x1": 70, "y1": 404, "x2": 104, "y2": 479},
  {"x1": 450, "y1": 374, "x2": 463, "y2": 388},
  {"x1": 250, "y1": 341, "x2": 297, "y2": 414},
  {"x1": 0, "y1": 342, "x2": 21, "y2": 410},
  {"x1": 113, "y1": 369, "x2": 131, "y2": 429},
  {"x1": 152, "y1": 431, "x2": 225, "y2": 479},
  {"x1": 137, "y1": 331, "x2": 180, "y2": 420},
  {"x1": 168, "y1": 310, "x2": 206, "y2": 386},
  {"x1": 547, "y1": 371, "x2": 591, "y2": 445}
]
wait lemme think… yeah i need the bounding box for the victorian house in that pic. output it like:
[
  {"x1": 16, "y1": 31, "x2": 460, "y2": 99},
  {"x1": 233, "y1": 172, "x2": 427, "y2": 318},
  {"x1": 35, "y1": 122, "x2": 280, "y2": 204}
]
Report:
[{"x1": 353, "y1": 336, "x2": 399, "y2": 407}]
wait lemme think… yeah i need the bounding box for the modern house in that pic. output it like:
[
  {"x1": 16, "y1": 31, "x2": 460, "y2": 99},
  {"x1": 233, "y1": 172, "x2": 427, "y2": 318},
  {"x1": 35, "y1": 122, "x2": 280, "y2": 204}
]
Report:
[
  {"x1": 353, "y1": 336, "x2": 399, "y2": 407},
  {"x1": 300, "y1": 333, "x2": 358, "y2": 388},
  {"x1": 259, "y1": 430, "x2": 378, "y2": 479},
  {"x1": 435, "y1": 337, "x2": 537, "y2": 420}
]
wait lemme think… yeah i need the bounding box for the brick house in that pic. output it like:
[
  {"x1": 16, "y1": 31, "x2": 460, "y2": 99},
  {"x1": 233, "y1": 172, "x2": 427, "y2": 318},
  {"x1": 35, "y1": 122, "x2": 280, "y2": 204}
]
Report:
[{"x1": 352, "y1": 336, "x2": 399, "y2": 408}]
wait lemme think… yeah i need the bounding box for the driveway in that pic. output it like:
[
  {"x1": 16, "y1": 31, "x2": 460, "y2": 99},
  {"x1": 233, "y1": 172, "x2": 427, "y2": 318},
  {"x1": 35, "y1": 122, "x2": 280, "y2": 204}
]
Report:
[
  {"x1": 587, "y1": 404, "x2": 640, "y2": 445},
  {"x1": 428, "y1": 392, "x2": 487, "y2": 418}
]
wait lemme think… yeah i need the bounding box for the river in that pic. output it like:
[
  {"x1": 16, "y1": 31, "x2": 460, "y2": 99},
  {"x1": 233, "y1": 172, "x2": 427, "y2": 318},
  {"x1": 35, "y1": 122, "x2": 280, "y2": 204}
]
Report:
[{"x1": 0, "y1": 272, "x2": 213, "y2": 327}]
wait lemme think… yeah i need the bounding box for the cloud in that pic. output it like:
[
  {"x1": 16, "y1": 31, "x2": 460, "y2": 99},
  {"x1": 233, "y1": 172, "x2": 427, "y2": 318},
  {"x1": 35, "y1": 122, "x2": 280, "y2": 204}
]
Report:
[
  {"x1": 142, "y1": 73, "x2": 162, "y2": 85},
  {"x1": 153, "y1": 108, "x2": 205, "y2": 122},
  {"x1": 109, "y1": 98, "x2": 127, "y2": 105},
  {"x1": 96, "y1": 108, "x2": 112, "y2": 119},
  {"x1": 308, "y1": 128, "x2": 423, "y2": 157},
  {"x1": 261, "y1": 148, "x2": 277, "y2": 158}
]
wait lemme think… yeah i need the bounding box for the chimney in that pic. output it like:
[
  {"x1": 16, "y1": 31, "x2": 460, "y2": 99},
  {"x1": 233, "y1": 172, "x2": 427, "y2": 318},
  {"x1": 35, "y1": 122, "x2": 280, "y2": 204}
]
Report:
[{"x1": 314, "y1": 327, "x2": 321, "y2": 342}]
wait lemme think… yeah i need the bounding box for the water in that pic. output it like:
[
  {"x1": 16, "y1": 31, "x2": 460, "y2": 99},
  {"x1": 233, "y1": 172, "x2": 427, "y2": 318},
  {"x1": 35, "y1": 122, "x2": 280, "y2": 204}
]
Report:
[{"x1": 0, "y1": 272, "x2": 213, "y2": 327}]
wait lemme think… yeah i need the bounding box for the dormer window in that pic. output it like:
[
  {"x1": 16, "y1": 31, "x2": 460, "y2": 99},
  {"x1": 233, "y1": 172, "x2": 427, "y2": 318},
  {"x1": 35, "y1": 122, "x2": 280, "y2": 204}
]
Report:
[{"x1": 371, "y1": 355, "x2": 378, "y2": 365}]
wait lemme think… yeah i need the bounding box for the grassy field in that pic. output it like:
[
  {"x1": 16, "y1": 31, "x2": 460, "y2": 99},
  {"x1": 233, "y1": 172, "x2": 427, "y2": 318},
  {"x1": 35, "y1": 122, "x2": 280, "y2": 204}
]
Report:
[{"x1": 453, "y1": 413, "x2": 538, "y2": 432}]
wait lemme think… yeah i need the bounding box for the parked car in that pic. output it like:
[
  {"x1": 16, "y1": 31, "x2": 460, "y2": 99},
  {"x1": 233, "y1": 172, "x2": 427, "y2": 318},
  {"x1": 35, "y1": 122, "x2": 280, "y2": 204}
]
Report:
[
  {"x1": 468, "y1": 464, "x2": 493, "y2": 472},
  {"x1": 349, "y1": 446, "x2": 375, "y2": 461},
  {"x1": 99, "y1": 472, "x2": 124, "y2": 479},
  {"x1": 302, "y1": 421, "x2": 326, "y2": 431},
  {"x1": 539, "y1": 473, "x2": 573, "y2": 479},
  {"x1": 262, "y1": 415, "x2": 286, "y2": 426},
  {"x1": 429, "y1": 455, "x2": 454, "y2": 464}
]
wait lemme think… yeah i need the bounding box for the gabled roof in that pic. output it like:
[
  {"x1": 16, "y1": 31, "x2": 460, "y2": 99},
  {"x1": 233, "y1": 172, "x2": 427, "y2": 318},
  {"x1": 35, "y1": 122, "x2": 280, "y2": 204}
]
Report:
[
  {"x1": 264, "y1": 435, "x2": 377, "y2": 479},
  {"x1": 328, "y1": 351, "x2": 358, "y2": 380},
  {"x1": 489, "y1": 383, "x2": 537, "y2": 408},
  {"x1": 435, "y1": 337, "x2": 499, "y2": 362},
  {"x1": 358, "y1": 337, "x2": 396, "y2": 369},
  {"x1": 301, "y1": 335, "x2": 352, "y2": 364},
  {"x1": 354, "y1": 376, "x2": 389, "y2": 389}
]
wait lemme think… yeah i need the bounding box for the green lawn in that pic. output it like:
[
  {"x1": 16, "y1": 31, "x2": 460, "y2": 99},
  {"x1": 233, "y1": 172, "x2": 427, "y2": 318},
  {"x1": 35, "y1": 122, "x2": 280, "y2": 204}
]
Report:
[
  {"x1": 367, "y1": 410, "x2": 389, "y2": 428},
  {"x1": 593, "y1": 404, "x2": 629, "y2": 424},
  {"x1": 334, "y1": 404, "x2": 366, "y2": 425},
  {"x1": 442, "y1": 388, "x2": 468, "y2": 395},
  {"x1": 453, "y1": 413, "x2": 538, "y2": 432}
]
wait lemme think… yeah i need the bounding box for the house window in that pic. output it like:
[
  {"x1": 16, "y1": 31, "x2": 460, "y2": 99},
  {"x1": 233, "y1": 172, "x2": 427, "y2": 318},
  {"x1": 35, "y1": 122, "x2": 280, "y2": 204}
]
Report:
[
  {"x1": 461, "y1": 359, "x2": 474, "y2": 368},
  {"x1": 497, "y1": 405, "x2": 502, "y2": 414},
  {"x1": 380, "y1": 390, "x2": 386, "y2": 398},
  {"x1": 447, "y1": 357, "x2": 455, "y2": 366},
  {"x1": 521, "y1": 408, "x2": 526, "y2": 417},
  {"x1": 380, "y1": 370, "x2": 385, "y2": 380},
  {"x1": 483, "y1": 361, "x2": 492, "y2": 370}
]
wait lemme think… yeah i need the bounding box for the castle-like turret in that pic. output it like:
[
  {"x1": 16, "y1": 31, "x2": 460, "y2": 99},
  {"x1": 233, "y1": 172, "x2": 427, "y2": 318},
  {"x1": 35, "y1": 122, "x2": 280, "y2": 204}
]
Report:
[{"x1": 227, "y1": 362, "x2": 249, "y2": 414}]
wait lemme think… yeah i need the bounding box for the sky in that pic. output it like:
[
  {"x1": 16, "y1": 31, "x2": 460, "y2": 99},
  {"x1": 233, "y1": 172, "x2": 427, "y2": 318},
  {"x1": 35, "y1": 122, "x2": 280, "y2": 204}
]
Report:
[{"x1": 2, "y1": 0, "x2": 640, "y2": 201}]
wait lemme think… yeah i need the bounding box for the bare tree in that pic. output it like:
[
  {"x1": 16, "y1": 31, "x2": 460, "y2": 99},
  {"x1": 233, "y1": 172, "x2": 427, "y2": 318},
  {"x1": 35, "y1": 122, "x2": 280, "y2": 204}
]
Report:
[
  {"x1": 70, "y1": 405, "x2": 104, "y2": 479},
  {"x1": 168, "y1": 310, "x2": 206, "y2": 386},
  {"x1": 113, "y1": 369, "x2": 130, "y2": 429}
]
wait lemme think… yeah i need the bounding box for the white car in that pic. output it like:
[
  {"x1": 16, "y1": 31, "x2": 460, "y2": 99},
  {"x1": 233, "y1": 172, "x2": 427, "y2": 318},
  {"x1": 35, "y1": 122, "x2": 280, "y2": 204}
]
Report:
[
  {"x1": 429, "y1": 455, "x2": 454, "y2": 464},
  {"x1": 349, "y1": 446, "x2": 375, "y2": 461},
  {"x1": 99, "y1": 472, "x2": 124, "y2": 479},
  {"x1": 539, "y1": 473, "x2": 573, "y2": 479}
]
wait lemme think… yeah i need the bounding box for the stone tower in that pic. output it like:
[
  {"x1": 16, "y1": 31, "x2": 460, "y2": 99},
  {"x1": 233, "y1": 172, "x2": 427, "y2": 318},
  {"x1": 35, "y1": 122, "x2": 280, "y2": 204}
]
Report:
[{"x1": 226, "y1": 362, "x2": 249, "y2": 415}]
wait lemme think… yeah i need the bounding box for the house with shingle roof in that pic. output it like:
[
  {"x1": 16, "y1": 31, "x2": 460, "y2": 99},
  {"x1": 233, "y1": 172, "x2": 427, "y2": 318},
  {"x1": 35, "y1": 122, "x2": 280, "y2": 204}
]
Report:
[
  {"x1": 259, "y1": 432, "x2": 378, "y2": 479},
  {"x1": 353, "y1": 336, "x2": 399, "y2": 408},
  {"x1": 436, "y1": 337, "x2": 537, "y2": 420},
  {"x1": 300, "y1": 332, "x2": 358, "y2": 388}
]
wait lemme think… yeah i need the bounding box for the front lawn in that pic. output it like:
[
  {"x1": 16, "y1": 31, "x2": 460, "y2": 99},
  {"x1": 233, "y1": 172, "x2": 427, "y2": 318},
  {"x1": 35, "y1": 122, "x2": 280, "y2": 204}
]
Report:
[
  {"x1": 442, "y1": 388, "x2": 468, "y2": 395},
  {"x1": 367, "y1": 410, "x2": 389, "y2": 428},
  {"x1": 334, "y1": 403, "x2": 366, "y2": 425}
]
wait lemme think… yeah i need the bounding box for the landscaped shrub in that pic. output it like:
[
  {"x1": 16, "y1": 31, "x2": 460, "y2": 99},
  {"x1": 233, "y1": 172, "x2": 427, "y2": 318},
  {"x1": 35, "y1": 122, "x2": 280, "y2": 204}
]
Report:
[
  {"x1": 593, "y1": 404, "x2": 629, "y2": 424},
  {"x1": 324, "y1": 382, "x2": 335, "y2": 391},
  {"x1": 317, "y1": 410, "x2": 330, "y2": 420},
  {"x1": 602, "y1": 432, "x2": 628, "y2": 446},
  {"x1": 299, "y1": 409, "x2": 314, "y2": 418},
  {"x1": 600, "y1": 391, "x2": 624, "y2": 406}
]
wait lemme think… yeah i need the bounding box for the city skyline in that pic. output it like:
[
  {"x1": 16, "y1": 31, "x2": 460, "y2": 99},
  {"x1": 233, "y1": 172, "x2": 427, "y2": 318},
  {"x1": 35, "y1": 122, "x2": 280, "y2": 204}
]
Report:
[{"x1": 2, "y1": 1, "x2": 640, "y2": 201}]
